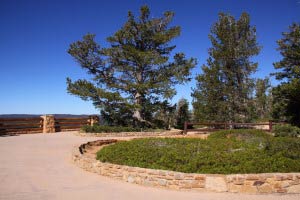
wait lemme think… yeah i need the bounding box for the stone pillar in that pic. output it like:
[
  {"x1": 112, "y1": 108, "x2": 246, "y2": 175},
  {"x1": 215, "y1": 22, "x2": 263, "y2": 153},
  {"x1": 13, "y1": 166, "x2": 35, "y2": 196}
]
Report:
[
  {"x1": 89, "y1": 115, "x2": 99, "y2": 126},
  {"x1": 0, "y1": 122, "x2": 3, "y2": 135},
  {"x1": 41, "y1": 115, "x2": 55, "y2": 133},
  {"x1": 183, "y1": 121, "x2": 188, "y2": 134},
  {"x1": 269, "y1": 120, "x2": 273, "y2": 132}
]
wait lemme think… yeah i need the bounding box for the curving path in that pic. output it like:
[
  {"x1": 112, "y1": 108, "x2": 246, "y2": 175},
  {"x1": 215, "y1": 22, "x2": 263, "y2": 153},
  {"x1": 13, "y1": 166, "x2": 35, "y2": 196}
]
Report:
[{"x1": 0, "y1": 132, "x2": 299, "y2": 200}]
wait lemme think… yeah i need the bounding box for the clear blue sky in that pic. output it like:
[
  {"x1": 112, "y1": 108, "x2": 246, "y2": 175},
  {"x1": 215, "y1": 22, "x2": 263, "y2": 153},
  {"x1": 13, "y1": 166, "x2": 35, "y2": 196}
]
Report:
[{"x1": 0, "y1": 0, "x2": 299, "y2": 114}]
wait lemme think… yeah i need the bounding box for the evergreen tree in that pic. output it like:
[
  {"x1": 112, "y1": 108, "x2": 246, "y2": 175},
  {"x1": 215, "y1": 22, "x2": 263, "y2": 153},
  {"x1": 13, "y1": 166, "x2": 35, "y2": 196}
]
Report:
[
  {"x1": 192, "y1": 12, "x2": 261, "y2": 122},
  {"x1": 153, "y1": 101, "x2": 176, "y2": 129},
  {"x1": 100, "y1": 103, "x2": 133, "y2": 126},
  {"x1": 272, "y1": 23, "x2": 300, "y2": 126},
  {"x1": 192, "y1": 62, "x2": 227, "y2": 122},
  {"x1": 67, "y1": 6, "x2": 196, "y2": 127},
  {"x1": 175, "y1": 98, "x2": 190, "y2": 129},
  {"x1": 255, "y1": 77, "x2": 271, "y2": 120}
]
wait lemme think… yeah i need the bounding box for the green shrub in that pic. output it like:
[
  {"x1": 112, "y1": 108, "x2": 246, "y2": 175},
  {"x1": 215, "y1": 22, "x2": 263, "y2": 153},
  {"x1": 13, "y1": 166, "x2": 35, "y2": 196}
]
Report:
[
  {"x1": 208, "y1": 129, "x2": 271, "y2": 140},
  {"x1": 265, "y1": 137, "x2": 300, "y2": 159},
  {"x1": 81, "y1": 125, "x2": 163, "y2": 133},
  {"x1": 97, "y1": 137, "x2": 300, "y2": 174},
  {"x1": 81, "y1": 125, "x2": 141, "y2": 133},
  {"x1": 273, "y1": 124, "x2": 300, "y2": 137}
]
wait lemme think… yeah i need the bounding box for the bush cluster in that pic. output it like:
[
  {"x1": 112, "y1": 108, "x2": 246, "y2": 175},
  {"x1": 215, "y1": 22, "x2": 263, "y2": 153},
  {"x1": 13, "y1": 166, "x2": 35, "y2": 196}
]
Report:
[
  {"x1": 97, "y1": 129, "x2": 300, "y2": 174},
  {"x1": 81, "y1": 125, "x2": 141, "y2": 133},
  {"x1": 207, "y1": 129, "x2": 271, "y2": 140},
  {"x1": 273, "y1": 124, "x2": 300, "y2": 137}
]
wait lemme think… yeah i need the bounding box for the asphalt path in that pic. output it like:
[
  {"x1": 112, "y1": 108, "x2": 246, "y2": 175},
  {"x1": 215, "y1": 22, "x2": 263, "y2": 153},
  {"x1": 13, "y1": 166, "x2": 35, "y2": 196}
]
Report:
[{"x1": 0, "y1": 132, "x2": 299, "y2": 200}]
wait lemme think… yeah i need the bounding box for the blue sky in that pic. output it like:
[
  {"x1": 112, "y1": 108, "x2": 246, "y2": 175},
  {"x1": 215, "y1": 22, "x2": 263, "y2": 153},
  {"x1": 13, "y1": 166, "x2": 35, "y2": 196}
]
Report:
[{"x1": 0, "y1": 0, "x2": 299, "y2": 114}]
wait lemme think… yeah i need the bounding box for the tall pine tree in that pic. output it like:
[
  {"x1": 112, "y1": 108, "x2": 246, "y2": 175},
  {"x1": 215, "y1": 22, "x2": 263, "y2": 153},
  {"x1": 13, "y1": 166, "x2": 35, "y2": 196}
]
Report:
[
  {"x1": 175, "y1": 98, "x2": 190, "y2": 129},
  {"x1": 255, "y1": 77, "x2": 271, "y2": 120},
  {"x1": 272, "y1": 23, "x2": 300, "y2": 126},
  {"x1": 67, "y1": 6, "x2": 196, "y2": 127},
  {"x1": 192, "y1": 13, "x2": 261, "y2": 122},
  {"x1": 153, "y1": 100, "x2": 176, "y2": 129}
]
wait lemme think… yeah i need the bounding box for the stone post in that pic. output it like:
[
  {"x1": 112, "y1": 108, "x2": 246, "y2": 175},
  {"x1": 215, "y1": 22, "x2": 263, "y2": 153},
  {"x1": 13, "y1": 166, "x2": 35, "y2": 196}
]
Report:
[
  {"x1": 41, "y1": 115, "x2": 55, "y2": 133},
  {"x1": 269, "y1": 120, "x2": 273, "y2": 132},
  {"x1": 89, "y1": 115, "x2": 99, "y2": 126},
  {"x1": 0, "y1": 122, "x2": 4, "y2": 135},
  {"x1": 183, "y1": 121, "x2": 188, "y2": 134}
]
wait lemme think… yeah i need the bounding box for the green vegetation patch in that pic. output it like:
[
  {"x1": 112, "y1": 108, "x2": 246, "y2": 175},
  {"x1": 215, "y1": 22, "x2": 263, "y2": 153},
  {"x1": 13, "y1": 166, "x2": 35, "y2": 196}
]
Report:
[
  {"x1": 97, "y1": 130, "x2": 300, "y2": 174},
  {"x1": 82, "y1": 125, "x2": 162, "y2": 133},
  {"x1": 208, "y1": 129, "x2": 271, "y2": 140},
  {"x1": 273, "y1": 124, "x2": 300, "y2": 137}
]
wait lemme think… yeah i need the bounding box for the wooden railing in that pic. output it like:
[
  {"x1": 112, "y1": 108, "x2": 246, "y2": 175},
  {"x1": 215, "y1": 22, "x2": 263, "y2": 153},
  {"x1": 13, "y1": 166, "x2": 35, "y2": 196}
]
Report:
[
  {"x1": 55, "y1": 117, "x2": 90, "y2": 132},
  {"x1": 0, "y1": 117, "x2": 43, "y2": 135},
  {"x1": 183, "y1": 121, "x2": 286, "y2": 134},
  {"x1": 0, "y1": 115, "x2": 99, "y2": 135}
]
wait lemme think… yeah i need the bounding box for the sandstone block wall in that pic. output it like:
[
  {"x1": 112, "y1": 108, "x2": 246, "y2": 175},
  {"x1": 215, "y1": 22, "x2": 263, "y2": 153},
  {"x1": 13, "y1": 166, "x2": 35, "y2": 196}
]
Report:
[
  {"x1": 75, "y1": 129, "x2": 183, "y2": 137},
  {"x1": 72, "y1": 139, "x2": 300, "y2": 194}
]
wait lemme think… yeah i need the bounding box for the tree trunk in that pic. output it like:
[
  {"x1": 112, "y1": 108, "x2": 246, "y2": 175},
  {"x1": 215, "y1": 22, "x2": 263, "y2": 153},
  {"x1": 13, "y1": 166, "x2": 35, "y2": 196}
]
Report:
[
  {"x1": 133, "y1": 92, "x2": 153, "y2": 127},
  {"x1": 133, "y1": 92, "x2": 143, "y2": 121}
]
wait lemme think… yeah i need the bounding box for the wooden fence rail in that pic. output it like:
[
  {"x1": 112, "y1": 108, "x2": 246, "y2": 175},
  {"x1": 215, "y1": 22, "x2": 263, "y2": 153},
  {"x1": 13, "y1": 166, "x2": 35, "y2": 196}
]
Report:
[
  {"x1": 183, "y1": 121, "x2": 286, "y2": 134},
  {"x1": 0, "y1": 117, "x2": 43, "y2": 135},
  {"x1": 0, "y1": 115, "x2": 99, "y2": 135},
  {"x1": 55, "y1": 117, "x2": 90, "y2": 132}
]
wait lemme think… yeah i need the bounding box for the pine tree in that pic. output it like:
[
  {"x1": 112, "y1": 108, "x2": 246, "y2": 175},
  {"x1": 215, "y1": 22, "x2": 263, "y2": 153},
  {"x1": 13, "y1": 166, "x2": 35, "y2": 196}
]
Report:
[
  {"x1": 153, "y1": 100, "x2": 176, "y2": 129},
  {"x1": 67, "y1": 6, "x2": 196, "y2": 127},
  {"x1": 192, "y1": 62, "x2": 227, "y2": 122},
  {"x1": 272, "y1": 23, "x2": 300, "y2": 126},
  {"x1": 192, "y1": 12, "x2": 261, "y2": 122},
  {"x1": 255, "y1": 77, "x2": 271, "y2": 120},
  {"x1": 175, "y1": 98, "x2": 190, "y2": 129}
]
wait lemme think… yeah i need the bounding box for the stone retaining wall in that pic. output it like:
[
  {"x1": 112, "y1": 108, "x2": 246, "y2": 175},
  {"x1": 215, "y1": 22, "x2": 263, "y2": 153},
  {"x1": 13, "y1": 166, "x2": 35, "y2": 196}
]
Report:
[
  {"x1": 75, "y1": 130, "x2": 183, "y2": 137},
  {"x1": 72, "y1": 139, "x2": 300, "y2": 194}
]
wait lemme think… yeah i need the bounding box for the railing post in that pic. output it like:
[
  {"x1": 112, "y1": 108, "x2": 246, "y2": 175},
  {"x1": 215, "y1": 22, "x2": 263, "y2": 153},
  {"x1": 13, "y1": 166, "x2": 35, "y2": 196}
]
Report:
[
  {"x1": 0, "y1": 121, "x2": 4, "y2": 135},
  {"x1": 41, "y1": 115, "x2": 55, "y2": 133},
  {"x1": 269, "y1": 120, "x2": 273, "y2": 132},
  {"x1": 184, "y1": 121, "x2": 188, "y2": 135},
  {"x1": 89, "y1": 115, "x2": 99, "y2": 126}
]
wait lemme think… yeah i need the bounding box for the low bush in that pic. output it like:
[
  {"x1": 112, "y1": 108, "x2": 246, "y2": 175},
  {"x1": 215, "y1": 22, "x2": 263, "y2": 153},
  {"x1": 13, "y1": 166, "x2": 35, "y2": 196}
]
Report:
[
  {"x1": 81, "y1": 125, "x2": 141, "y2": 133},
  {"x1": 265, "y1": 137, "x2": 300, "y2": 159},
  {"x1": 81, "y1": 125, "x2": 163, "y2": 133},
  {"x1": 97, "y1": 131, "x2": 300, "y2": 174},
  {"x1": 208, "y1": 129, "x2": 271, "y2": 140},
  {"x1": 273, "y1": 124, "x2": 300, "y2": 137}
]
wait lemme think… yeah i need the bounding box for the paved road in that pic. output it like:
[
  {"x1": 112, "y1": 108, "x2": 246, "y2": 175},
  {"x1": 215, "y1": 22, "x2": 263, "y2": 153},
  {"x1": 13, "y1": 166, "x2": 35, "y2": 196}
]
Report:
[{"x1": 0, "y1": 132, "x2": 299, "y2": 200}]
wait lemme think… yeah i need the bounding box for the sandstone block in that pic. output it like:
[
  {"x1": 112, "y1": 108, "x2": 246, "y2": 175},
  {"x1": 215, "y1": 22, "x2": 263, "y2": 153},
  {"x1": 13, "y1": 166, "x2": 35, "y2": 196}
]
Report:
[
  {"x1": 233, "y1": 178, "x2": 245, "y2": 185},
  {"x1": 240, "y1": 186, "x2": 257, "y2": 194},
  {"x1": 257, "y1": 183, "x2": 273, "y2": 193},
  {"x1": 281, "y1": 181, "x2": 290, "y2": 188},
  {"x1": 174, "y1": 173, "x2": 185, "y2": 180},
  {"x1": 287, "y1": 184, "x2": 300, "y2": 193},
  {"x1": 137, "y1": 168, "x2": 146, "y2": 173},
  {"x1": 168, "y1": 185, "x2": 179, "y2": 189},
  {"x1": 127, "y1": 175, "x2": 135, "y2": 183},
  {"x1": 228, "y1": 184, "x2": 242, "y2": 193},
  {"x1": 206, "y1": 176, "x2": 227, "y2": 192},
  {"x1": 165, "y1": 175, "x2": 174, "y2": 180},
  {"x1": 148, "y1": 170, "x2": 159, "y2": 175},
  {"x1": 194, "y1": 175, "x2": 205, "y2": 180},
  {"x1": 245, "y1": 175, "x2": 259, "y2": 180},
  {"x1": 143, "y1": 180, "x2": 155, "y2": 187},
  {"x1": 158, "y1": 179, "x2": 167, "y2": 186},
  {"x1": 159, "y1": 171, "x2": 167, "y2": 176},
  {"x1": 276, "y1": 188, "x2": 287, "y2": 193}
]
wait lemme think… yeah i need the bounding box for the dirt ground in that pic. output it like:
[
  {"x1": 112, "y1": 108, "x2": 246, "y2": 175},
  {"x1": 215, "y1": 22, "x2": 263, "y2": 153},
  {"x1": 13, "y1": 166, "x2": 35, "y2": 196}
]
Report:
[{"x1": 0, "y1": 132, "x2": 299, "y2": 200}]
